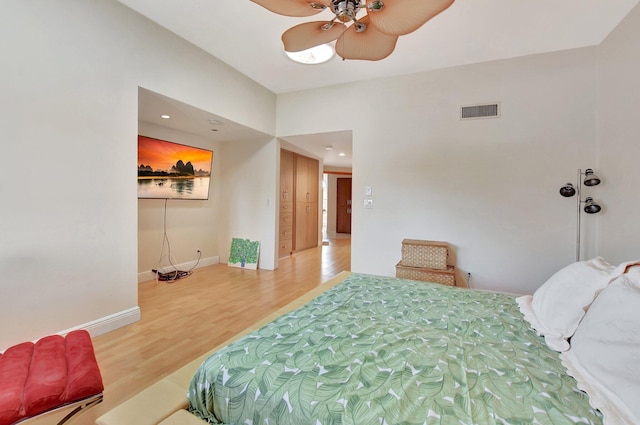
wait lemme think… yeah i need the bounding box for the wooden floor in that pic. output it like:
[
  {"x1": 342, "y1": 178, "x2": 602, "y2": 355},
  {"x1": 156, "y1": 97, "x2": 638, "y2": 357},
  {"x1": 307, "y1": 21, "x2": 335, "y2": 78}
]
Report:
[{"x1": 72, "y1": 238, "x2": 351, "y2": 425}]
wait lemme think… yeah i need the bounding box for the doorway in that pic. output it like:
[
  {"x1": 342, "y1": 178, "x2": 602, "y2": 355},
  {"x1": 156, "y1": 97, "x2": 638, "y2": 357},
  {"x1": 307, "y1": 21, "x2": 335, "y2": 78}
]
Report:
[{"x1": 336, "y1": 177, "x2": 352, "y2": 234}]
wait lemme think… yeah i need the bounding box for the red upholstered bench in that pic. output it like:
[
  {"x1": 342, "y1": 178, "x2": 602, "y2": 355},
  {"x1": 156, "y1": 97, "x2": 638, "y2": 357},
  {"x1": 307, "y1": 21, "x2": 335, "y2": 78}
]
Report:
[{"x1": 0, "y1": 330, "x2": 104, "y2": 425}]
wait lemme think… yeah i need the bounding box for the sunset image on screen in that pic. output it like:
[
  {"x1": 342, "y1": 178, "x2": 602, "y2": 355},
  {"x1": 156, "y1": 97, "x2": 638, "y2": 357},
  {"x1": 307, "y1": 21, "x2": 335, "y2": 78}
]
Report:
[
  {"x1": 137, "y1": 135, "x2": 214, "y2": 200},
  {"x1": 138, "y1": 136, "x2": 212, "y2": 173}
]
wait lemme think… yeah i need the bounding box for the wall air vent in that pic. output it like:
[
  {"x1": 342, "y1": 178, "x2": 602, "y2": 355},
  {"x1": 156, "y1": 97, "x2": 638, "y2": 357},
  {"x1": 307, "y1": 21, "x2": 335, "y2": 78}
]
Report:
[{"x1": 460, "y1": 103, "x2": 500, "y2": 120}]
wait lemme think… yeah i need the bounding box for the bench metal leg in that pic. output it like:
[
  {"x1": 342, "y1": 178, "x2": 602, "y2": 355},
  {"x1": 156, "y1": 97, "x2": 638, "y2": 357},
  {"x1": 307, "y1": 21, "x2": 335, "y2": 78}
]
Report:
[{"x1": 56, "y1": 394, "x2": 104, "y2": 425}]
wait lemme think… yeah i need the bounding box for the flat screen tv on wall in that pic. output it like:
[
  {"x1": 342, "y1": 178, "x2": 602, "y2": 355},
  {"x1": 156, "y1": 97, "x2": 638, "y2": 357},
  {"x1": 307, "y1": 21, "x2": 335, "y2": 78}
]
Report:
[{"x1": 138, "y1": 135, "x2": 214, "y2": 200}]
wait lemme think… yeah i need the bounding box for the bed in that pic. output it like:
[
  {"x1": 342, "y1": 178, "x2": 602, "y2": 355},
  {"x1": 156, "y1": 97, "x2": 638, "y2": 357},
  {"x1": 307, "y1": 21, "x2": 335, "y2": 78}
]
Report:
[{"x1": 186, "y1": 263, "x2": 640, "y2": 425}]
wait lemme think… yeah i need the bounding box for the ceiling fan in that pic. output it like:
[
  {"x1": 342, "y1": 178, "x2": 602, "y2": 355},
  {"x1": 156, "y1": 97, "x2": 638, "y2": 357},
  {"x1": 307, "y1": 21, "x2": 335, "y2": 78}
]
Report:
[{"x1": 251, "y1": 0, "x2": 455, "y2": 61}]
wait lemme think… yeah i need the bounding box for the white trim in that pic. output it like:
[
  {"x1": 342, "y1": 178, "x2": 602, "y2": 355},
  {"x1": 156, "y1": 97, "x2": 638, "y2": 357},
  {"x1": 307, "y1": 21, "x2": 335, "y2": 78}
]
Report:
[
  {"x1": 1, "y1": 308, "x2": 141, "y2": 353},
  {"x1": 58, "y1": 307, "x2": 141, "y2": 338},
  {"x1": 138, "y1": 255, "x2": 220, "y2": 283}
]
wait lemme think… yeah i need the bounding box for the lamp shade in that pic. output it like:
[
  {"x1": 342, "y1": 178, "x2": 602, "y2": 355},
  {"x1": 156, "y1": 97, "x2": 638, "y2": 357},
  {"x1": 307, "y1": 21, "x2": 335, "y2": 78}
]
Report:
[
  {"x1": 559, "y1": 183, "x2": 576, "y2": 197},
  {"x1": 583, "y1": 197, "x2": 601, "y2": 214},
  {"x1": 583, "y1": 169, "x2": 601, "y2": 186}
]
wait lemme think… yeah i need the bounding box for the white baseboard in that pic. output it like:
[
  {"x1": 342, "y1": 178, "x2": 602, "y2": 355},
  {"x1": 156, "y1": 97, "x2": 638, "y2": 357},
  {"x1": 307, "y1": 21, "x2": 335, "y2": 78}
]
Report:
[
  {"x1": 137, "y1": 255, "x2": 220, "y2": 283},
  {"x1": 59, "y1": 307, "x2": 141, "y2": 338}
]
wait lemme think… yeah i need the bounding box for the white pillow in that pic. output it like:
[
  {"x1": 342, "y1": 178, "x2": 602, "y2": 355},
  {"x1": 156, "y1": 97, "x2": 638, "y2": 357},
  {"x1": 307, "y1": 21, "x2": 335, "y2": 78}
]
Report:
[
  {"x1": 612, "y1": 258, "x2": 640, "y2": 276},
  {"x1": 561, "y1": 270, "x2": 640, "y2": 425},
  {"x1": 516, "y1": 257, "x2": 615, "y2": 351}
]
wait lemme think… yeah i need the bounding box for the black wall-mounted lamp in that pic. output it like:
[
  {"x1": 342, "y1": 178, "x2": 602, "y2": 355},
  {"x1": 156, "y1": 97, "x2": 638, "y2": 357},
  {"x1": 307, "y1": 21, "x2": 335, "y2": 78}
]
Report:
[{"x1": 559, "y1": 168, "x2": 603, "y2": 261}]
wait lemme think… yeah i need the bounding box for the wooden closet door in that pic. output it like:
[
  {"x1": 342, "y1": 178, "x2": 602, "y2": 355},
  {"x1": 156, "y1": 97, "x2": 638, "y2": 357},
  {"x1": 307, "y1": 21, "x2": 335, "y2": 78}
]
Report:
[
  {"x1": 295, "y1": 155, "x2": 309, "y2": 202},
  {"x1": 307, "y1": 202, "x2": 319, "y2": 247},
  {"x1": 280, "y1": 150, "x2": 294, "y2": 203},
  {"x1": 295, "y1": 202, "x2": 309, "y2": 250},
  {"x1": 307, "y1": 157, "x2": 319, "y2": 203},
  {"x1": 279, "y1": 150, "x2": 294, "y2": 257},
  {"x1": 294, "y1": 154, "x2": 319, "y2": 251},
  {"x1": 305, "y1": 157, "x2": 319, "y2": 248}
]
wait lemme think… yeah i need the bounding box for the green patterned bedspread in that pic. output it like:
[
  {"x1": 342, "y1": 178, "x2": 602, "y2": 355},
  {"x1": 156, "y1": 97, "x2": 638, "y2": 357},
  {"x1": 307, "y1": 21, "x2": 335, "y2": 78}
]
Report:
[{"x1": 187, "y1": 273, "x2": 601, "y2": 425}]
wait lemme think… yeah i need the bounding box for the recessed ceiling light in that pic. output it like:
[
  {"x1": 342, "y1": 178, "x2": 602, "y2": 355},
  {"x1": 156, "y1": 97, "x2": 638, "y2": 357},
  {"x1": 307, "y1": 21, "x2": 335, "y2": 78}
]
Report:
[
  {"x1": 338, "y1": 152, "x2": 346, "y2": 157},
  {"x1": 161, "y1": 114, "x2": 170, "y2": 119},
  {"x1": 209, "y1": 119, "x2": 222, "y2": 125},
  {"x1": 286, "y1": 44, "x2": 335, "y2": 65},
  {"x1": 325, "y1": 146, "x2": 333, "y2": 150}
]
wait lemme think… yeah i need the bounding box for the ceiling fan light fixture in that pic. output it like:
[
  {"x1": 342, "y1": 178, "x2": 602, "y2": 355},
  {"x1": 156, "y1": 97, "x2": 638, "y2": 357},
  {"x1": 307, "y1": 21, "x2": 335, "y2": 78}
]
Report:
[
  {"x1": 367, "y1": 0, "x2": 455, "y2": 36},
  {"x1": 321, "y1": 22, "x2": 335, "y2": 30},
  {"x1": 335, "y1": 15, "x2": 397, "y2": 60},
  {"x1": 250, "y1": 0, "x2": 328, "y2": 17},
  {"x1": 254, "y1": 0, "x2": 455, "y2": 61},
  {"x1": 367, "y1": 1, "x2": 384, "y2": 12},
  {"x1": 330, "y1": 0, "x2": 360, "y2": 22},
  {"x1": 282, "y1": 21, "x2": 344, "y2": 52},
  {"x1": 285, "y1": 43, "x2": 335, "y2": 64},
  {"x1": 309, "y1": 2, "x2": 327, "y2": 10}
]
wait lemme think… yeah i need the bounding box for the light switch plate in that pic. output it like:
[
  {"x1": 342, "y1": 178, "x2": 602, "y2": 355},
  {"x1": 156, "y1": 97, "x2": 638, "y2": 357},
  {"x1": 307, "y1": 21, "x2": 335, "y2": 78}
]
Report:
[
  {"x1": 365, "y1": 186, "x2": 372, "y2": 197},
  {"x1": 364, "y1": 199, "x2": 374, "y2": 209}
]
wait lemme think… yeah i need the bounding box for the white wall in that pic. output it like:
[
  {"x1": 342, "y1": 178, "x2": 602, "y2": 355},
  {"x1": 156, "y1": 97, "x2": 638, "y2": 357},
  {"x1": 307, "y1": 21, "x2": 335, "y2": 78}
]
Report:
[
  {"x1": 218, "y1": 139, "x2": 279, "y2": 270},
  {"x1": 597, "y1": 4, "x2": 640, "y2": 264},
  {"x1": 278, "y1": 48, "x2": 601, "y2": 294},
  {"x1": 0, "y1": 0, "x2": 276, "y2": 349}
]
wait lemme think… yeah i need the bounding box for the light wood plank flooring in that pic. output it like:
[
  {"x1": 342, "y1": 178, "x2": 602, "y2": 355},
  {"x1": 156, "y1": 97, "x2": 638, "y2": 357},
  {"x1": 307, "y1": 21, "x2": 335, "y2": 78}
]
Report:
[{"x1": 69, "y1": 238, "x2": 350, "y2": 425}]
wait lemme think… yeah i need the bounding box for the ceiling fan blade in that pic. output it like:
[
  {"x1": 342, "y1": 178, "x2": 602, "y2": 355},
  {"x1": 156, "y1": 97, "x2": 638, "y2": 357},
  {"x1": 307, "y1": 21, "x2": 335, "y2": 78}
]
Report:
[
  {"x1": 282, "y1": 21, "x2": 346, "y2": 52},
  {"x1": 251, "y1": 0, "x2": 330, "y2": 17},
  {"x1": 366, "y1": 0, "x2": 455, "y2": 36},
  {"x1": 335, "y1": 16, "x2": 398, "y2": 61}
]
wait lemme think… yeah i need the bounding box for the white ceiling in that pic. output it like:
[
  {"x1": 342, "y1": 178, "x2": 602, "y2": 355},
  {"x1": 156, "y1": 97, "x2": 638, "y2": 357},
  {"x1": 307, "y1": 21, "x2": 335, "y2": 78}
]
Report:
[
  {"x1": 139, "y1": 88, "x2": 271, "y2": 143},
  {"x1": 138, "y1": 88, "x2": 355, "y2": 168},
  {"x1": 128, "y1": 0, "x2": 639, "y2": 168}
]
